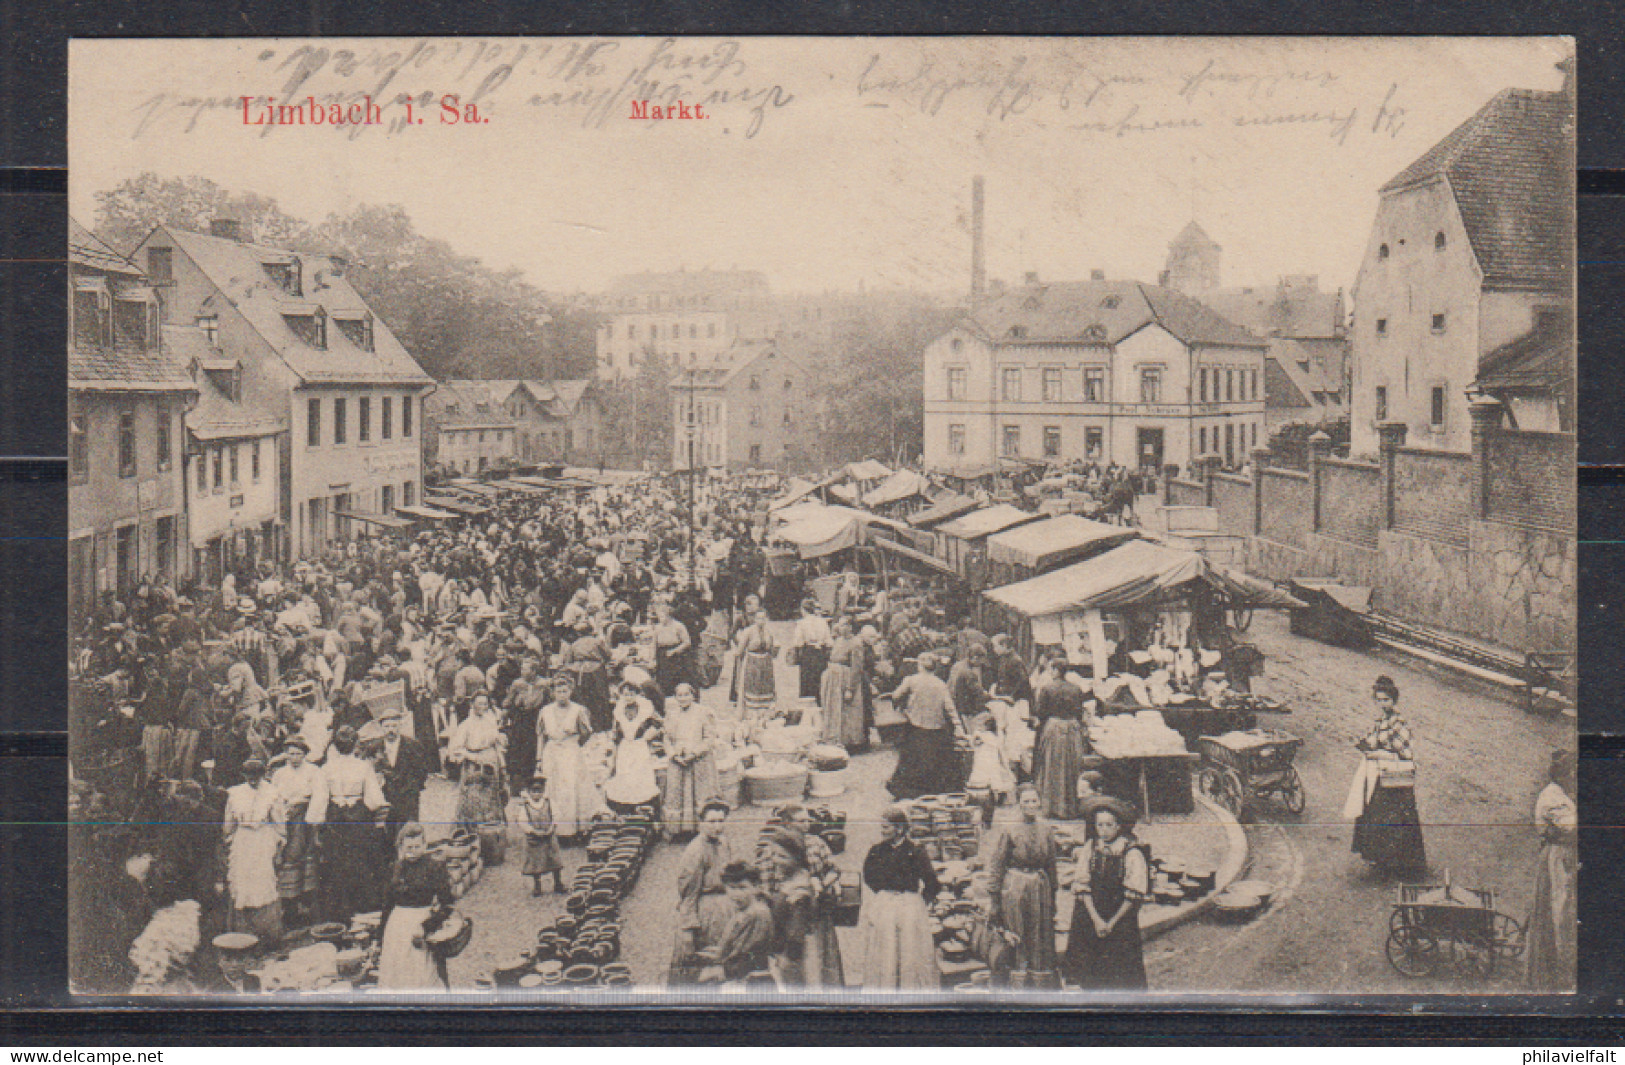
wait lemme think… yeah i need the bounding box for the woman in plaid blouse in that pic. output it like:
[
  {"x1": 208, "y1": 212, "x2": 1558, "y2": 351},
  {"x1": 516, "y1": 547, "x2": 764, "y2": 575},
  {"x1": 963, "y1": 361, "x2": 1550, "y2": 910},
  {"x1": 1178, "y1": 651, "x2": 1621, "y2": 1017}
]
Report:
[{"x1": 1351, "y1": 675, "x2": 1428, "y2": 876}]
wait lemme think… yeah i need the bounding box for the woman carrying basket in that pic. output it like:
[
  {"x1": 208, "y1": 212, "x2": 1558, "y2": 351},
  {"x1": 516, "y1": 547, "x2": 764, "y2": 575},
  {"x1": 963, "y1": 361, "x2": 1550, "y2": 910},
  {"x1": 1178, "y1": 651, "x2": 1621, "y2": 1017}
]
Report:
[{"x1": 1347, "y1": 675, "x2": 1427, "y2": 877}]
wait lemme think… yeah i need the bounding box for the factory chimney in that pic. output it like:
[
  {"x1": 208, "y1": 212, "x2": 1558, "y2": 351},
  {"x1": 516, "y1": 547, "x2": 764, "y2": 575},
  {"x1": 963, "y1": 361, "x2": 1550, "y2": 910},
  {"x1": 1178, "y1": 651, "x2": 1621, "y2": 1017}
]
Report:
[{"x1": 971, "y1": 175, "x2": 986, "y2": 305}]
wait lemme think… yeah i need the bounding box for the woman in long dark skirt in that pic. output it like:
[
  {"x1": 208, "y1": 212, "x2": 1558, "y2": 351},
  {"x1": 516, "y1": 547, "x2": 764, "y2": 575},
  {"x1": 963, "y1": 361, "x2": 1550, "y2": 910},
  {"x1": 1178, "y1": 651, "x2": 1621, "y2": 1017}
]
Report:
[
  {"x1": 1349, "y1": 675, "x2": 1427, "y2": 877},
  {"x1": 1033, "y1": 653, "x2": 1090, "y2": 821},
  {"x1": 885, "y1": 654, "x2": 965, "y2": 800},
  {"x1": 1061, "y1": 796, "x2": 1148, "y2": 991}
]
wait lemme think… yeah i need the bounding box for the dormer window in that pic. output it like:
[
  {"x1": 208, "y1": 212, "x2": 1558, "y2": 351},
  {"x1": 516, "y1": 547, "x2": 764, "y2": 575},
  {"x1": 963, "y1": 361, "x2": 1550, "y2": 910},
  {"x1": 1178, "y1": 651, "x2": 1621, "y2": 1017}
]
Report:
[
  {"x1": 1008, "y1": 326, "x2": 1028, "y2": 339},
  {"x1": 1101, "y1": 296, "x2": 1120, "y2": 309},
  {"x1": 284, "y1": 306, "x2": 327, "y2": 349},
  {"x1": 263, "y1": 258, "x2": 302, "y2": 297},
  {"x1": 335, "y1": 311, "x2": 374, "y2": 352},
  {"x1": 1434, "y1": 231, "x2": 1447, "y2": 252},
  {"x1": 1378, "y1": 243, "x2": 1390, "y2": 260}
]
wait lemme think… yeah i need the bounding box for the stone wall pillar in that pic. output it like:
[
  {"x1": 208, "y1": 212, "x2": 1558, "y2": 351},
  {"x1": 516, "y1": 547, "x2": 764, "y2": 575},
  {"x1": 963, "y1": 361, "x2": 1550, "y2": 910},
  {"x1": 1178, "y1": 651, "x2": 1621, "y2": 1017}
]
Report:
[
  {"x1": 1307, "y1": 431, "x2": 1331, "y2": 534},
  {"x1": 1376, "y1": 421, "x2": 1408, "y2": 530},
  {"x1": 1250, "y1": 446, "x2": 1272, "y2": 535},
  {"x1": 1468, "y1": 397, "x2": 1503, "y2": 520},
  {"x1": 1199, "y1": 453, "x2": 1221, "y2": 508}
]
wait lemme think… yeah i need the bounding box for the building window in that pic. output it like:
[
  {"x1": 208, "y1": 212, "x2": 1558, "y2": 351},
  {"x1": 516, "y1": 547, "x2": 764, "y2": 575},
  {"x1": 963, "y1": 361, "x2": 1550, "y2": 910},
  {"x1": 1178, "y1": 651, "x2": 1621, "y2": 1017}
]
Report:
[
  {"x1": 305, "y1": 398, "x2": 320, "y2": 446},
  {"x1": 212, "y1": 447, "x2": 223, "y2": 491},
  {"x1": 1085, "y1": 427, "x2": 1103, "y2": 458},
  {"x1": 1042, "y1": 367, "x2": 1062, "y2": 402},
  {"x1": 748, "y1": 443, "x2": 762, "y2": 465},
  {"x1": 1375, "y1": 318, "x2": 1388, "y2": 337},
  {"x1": 381, "y1": 396, "x2": 393, "y2": 439},
  {"x1": 336, "y1": 314, "x2": 374, "y2": 351},
  {"x1": 947, "y1": 367, "x2": 968, "y2": 401},
  {"x1": 146, "y1": 247, "x2": 172, "y2": 282},
  {"x1": 749, "y1": 376, "x2": 760, "y2": 391},
  {"x1": 628, "y1": 323, "x2": 637, "y2": 339},
  {"x1": 478, "y1": 430, "x2": 486, "y2": 444},
  {"x1": 1249, "y1": 369, "x2": 1258, "y2": 401},
  {"x1": 359, "y1": 397, "x2": 371, "y2": 442},
  {"x1": 229, "y1": 443, "x2": 240, "y2": 485},
  {"x1": 1139, "y1": 368, "x2": 1162, "y2": 405},
  {"x1": 381, "y1": 484, "x2": 394, "y2": 513},
  {"x1": 155, "y1": 412, "x2": 171, "y2": 471},
  {"x1": 1431, "y1": 386, "x2": 1446, "y2": 428},
  {"x1": 708, "y1": 322, "x2": 717, "y2": 338},
  {"x1": 285, "y1": 309, "x2": 327, "y2": 349},
  {"x1": 155, "y1": 515, "x2": 174, "y2": 577},
  {"x1": 1375, "y1": 386, "x2": 1388, "y2": 421},
  {"x1": 1431, "y1": 313, "x2": 1447, "y2": 334},
  {"x1": 1043, "y1": 426, "x2": 1061, "y2": 458},
  {"x1": 782, "y1": 407, "x2": 793, "y2": 427},
  {"x1": 1001, "y1": 367, "x2": 1022, "y2": 402},
  {"x1": 949, "y1": 424, "x2": 966, "y2": 456},
  {"x1": 950, "y1": 337, "x2": 963, "y2": 353},
  {"x1": 689, "y1": 324, "x2": 698, "y2": 339},
  {"x1": 1199, "y1": 368, "x2": 1209, "y2": 403},
  {"x1": 1435, "y1": 231, "x2": 1447, "y2": 252},
  {"x1": 118, "y1": 411, "x2": 136, "y2": 478},
  {"x1": 1378, "y1": 243, "x2": 1390, "y2": 260},
  {"x1": 402, "y1": 396, "x2": 413, "y2": 437},
  {"x1": 196, "y1": 449, "x2": 207, "y2": 492},
  {"x1": 251, "y1": 439, "x2": 262, "y2": 482},
  {"x1": 1199, "y1": 426, "x2": 1208, "y2": 454},
  {"x1": 404, "y1": 481, "x2": 415, "y2": 506},
  {"x1": 196, "y1": 315, "x2": 219, "y2": 346},
  {"x1": 334, "y1": 398, "x2": 347, "y2": 444},
  {"x1": 1001, "y1": 425, "x2": 1021, "y2": 457},
  {"x1": 70, "y1": 413, "x2": 89, "y2": 482},
  {"x1": 750, "y1": 406, "x2": 761, "y2": 426},
  {"x1": 784, "y1": 378, "x2": 793, "y2": 391},
  {"x1": 1083, "y1": 368, "x2": 1105, "y2": 402}
]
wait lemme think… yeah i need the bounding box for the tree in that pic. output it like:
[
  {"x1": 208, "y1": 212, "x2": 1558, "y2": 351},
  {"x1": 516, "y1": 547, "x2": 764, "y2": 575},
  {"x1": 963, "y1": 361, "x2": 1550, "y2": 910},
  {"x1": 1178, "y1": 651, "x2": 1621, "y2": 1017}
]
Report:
[
  {"x1": 95, "y1": 174, "x2": 309, "y2": 257},
  {"x1": 598, "y1": 346, "x2": 673, "y2": 469},
  {"x1": 814, "y1": 300, "x2": 960, "y2": 466}
]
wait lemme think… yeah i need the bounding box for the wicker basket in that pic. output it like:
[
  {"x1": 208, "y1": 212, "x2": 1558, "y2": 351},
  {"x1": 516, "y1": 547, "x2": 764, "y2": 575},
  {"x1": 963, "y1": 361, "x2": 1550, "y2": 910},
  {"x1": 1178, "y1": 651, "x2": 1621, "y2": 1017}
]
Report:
[{"x1": 744, "y1": 763, "x2": 809, "y2": 805}]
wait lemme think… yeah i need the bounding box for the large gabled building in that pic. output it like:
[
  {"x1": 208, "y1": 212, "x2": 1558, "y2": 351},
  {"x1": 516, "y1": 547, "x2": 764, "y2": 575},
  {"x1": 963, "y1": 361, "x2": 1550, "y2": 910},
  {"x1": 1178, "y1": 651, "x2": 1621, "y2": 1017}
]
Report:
[
  {"x1": 922, "y1": 275, "x2": 1266, "y2": 474},
  {"x1": 136, "y1": 220, "x2": 434, "y2": 559},
  {"x1": 69, "y1": 220, "x2": 197, "y2": 612},
  {"x1": 669, "y1": 341, "x2": 817, "y2": 472},
  {"x1": 1349, "y1": 73, "x2": 1574, "y2": 455}
]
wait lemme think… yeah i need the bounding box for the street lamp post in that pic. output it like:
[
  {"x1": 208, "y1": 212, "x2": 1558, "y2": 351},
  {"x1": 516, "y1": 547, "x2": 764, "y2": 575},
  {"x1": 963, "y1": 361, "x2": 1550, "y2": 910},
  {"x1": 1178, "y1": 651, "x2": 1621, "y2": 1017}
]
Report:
[{"x1": 686, "y1": 369, "x2": 698, "y2": 584}]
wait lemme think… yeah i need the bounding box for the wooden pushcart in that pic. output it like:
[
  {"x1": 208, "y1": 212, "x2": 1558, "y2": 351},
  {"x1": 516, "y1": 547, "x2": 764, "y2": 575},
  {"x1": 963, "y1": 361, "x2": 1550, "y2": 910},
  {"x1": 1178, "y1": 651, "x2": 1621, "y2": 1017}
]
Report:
[
  {"x1": 1196, "y1": 729, "x2": 1306, "y2": 819},
  {"x1": 1385, "y1": 881, "x2": 1525, "y2": 980}
]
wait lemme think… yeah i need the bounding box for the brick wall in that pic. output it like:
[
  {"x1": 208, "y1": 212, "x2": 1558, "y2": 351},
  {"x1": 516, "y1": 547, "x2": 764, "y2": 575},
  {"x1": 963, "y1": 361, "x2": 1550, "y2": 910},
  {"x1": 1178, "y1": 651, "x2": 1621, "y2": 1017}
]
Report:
[
  {"x1": 1169, "y1": 478, "x2": 1206, "y2": 507},
  {"x1": 1391, "y1": 447, "x2": 1473, "y2": 548},
  {"x1": 1212, "y1": 473, "x2": 1255, "y2": 540},
  {"x1": 1484, "y1": 429, "x2": 1575, "y2": 534},
  {"x1": 1258, "y1": 468, "x2": 1311, "y2": 548},
  {"x1": 1319, "y1": 458, "x2": 1381, "y2": 549}
]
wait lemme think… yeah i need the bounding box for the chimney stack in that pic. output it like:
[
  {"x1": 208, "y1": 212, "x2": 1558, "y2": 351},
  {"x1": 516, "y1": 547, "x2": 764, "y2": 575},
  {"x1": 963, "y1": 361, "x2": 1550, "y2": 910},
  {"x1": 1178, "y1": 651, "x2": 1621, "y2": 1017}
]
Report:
[
  {"x1": 209, "y1": 217, "x2": 245, "y2": 242},
  {"x1": 971, "y1": 175, "x2": 986, "y2": 305},
  {"x1": 1091, "y1": 269, "x2": 1106, "y2": 281},
  {"x1": 1024, "y1": 271, "x2": 1040, "y2": 286}
]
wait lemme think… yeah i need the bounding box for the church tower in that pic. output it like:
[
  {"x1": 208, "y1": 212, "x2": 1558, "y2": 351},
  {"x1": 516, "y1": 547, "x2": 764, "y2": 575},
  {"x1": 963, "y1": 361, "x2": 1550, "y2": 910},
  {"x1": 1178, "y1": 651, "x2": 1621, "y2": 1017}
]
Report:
[{"x1": 1160, "y1": 221, "x2": 1222, "y2": 295}]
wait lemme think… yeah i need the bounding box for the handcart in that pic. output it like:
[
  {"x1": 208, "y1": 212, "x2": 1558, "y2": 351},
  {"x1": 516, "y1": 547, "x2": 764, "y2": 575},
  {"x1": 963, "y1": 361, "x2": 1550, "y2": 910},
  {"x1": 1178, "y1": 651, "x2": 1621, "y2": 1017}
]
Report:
[
  {"x1": 1196, "y1": 729, "x2": 1306, "y2": 818},
  {"x1": 1385, "y1": 881, "x2": 1525, "y2": 979}
]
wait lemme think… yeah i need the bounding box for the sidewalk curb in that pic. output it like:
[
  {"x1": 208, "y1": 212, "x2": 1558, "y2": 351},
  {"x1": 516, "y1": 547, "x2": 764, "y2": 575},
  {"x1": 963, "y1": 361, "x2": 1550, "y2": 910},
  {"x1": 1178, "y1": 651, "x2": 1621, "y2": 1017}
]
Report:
[{"x1": 1141, "y1": 793, "x2": 1250, "y2": 943}]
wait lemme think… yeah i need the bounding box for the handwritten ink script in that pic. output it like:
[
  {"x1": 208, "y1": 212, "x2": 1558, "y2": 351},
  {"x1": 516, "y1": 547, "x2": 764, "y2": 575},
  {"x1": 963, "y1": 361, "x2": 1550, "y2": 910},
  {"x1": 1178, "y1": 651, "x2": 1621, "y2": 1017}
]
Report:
[
  {"x1": 855, "y1": 51, "x2": 1408, "y2": 145},
  {"x1": 127, "y1": 38, "x2": 795, "y2": 141}
]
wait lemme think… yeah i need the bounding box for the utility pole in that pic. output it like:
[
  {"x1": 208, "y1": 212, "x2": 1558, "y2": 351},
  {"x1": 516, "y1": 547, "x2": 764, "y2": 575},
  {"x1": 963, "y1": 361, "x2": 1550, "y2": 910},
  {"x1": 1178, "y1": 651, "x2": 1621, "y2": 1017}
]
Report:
[{"x1": 686, "y1": 368, "x2": 698, "y2": 585}]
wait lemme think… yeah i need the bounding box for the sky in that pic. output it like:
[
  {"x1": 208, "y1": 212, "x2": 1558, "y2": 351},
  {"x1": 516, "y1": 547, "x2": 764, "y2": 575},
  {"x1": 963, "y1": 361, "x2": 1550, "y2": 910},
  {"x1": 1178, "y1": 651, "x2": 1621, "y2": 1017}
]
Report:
[{"x1": 69, "y1": 37, "x2": 1572, "y2": 299}]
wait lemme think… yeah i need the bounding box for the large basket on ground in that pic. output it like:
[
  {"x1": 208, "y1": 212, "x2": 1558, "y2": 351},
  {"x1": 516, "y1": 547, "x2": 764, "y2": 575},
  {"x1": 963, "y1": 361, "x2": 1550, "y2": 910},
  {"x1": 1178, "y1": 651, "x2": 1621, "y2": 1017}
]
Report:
[
  {"x1": 1196, "y1": 729, "x2": 1305, "y2": 819},
  {"x1": 1385, "y1": 882, "x2": 1524, "y2": 981}
]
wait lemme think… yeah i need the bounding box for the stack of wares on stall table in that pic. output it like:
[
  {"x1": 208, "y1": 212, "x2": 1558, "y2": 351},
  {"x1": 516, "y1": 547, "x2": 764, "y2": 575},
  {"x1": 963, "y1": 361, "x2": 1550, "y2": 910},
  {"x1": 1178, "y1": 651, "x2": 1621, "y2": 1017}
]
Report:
[
  {"x1": 805, "y1": 743, "x2": 850, "y2": 799},
  {"x1": 1148, "y1": 857, "x2": 1218, "y2": 907},
  {"x1": 500, "y1": 805, "x2": 658, "y2": 992},
  {"x1": 435, "y1": 831, "x2": 485, "y2": 899},
  {"x1": 897, "y1": 794, "x2": 981, "y2": 861}
]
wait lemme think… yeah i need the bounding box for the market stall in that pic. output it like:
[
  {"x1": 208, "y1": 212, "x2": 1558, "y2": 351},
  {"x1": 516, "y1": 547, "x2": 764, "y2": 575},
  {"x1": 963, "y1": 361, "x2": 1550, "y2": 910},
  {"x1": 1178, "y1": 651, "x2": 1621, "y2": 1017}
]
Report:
[
  {"x1": 983, "y1": 514, "x2": 1139, "y2": 586},
  {"x1": 932, "y1": 504, "x2": 1045, "y2": 587},
  {"x1": 983, "y1": 539, "x2": 1305, "y2": 816}
]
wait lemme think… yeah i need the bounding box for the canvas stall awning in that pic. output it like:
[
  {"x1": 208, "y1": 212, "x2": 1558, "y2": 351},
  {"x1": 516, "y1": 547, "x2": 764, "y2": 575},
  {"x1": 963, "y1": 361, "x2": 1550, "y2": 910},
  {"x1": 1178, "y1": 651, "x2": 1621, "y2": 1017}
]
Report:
[
  {"x1": 844, "y1": 459, "x2": 893, "y2": 482},
  {"x1": 985, "y1": 515, "x2": 1139, "y2": 571},
  {"x1": 985, "y1": 539, "x2": 1307, "y2": 621},
  {"x1": 864, "y1": 469, "x2": 928, "y2": 507},
  {"x1": 769, "y1": 477, "x2": 821, "y2": 512},
  {"x1": 395, "y1": 504, "x2": 458, "y2": 521},
  {"x1": 334, "y1": 509, "x2": 415, "y2": 530},
  {"x1": 907, "y1": 492, "x2": 980, "y2": 528},
  {"x1": 423, "y1": 494, "x2": 490, "y2": 517},
  {"x1": 936, "y1": 504, "x2": 1043, "y2": 542},
  {"x1": 774, "y1": 505, "x2": 906, "y2": 559}
]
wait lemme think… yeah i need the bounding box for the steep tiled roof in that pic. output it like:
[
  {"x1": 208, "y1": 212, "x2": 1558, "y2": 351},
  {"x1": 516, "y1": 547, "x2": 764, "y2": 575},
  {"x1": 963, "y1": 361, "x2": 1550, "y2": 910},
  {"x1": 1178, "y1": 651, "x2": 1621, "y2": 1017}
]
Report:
[
  {"x1": 161, "y1": 226, "x2": 434, "y2": 387},
  {"x1": 1380, "y1": 87, "x2": 1573, "y2": 291},
  {"x1": 69, "y1": 219, "x2": 194, "y2": 393},
  {"x1": 430, "y1": 381, "x2": 519, "y2": 428},
  {"x1": 166, "y1": 326, "x2": 282, "y2": 440},
  {"x1": 1475, "y1": 308, "x2": 1572, "y2": 393},
  {"x1": 69, "y1": 219, "x2": 142, "y2": 276},
  {"x1": 964, "y1": 280, "x2": 1263, "y2": 349},
  {"x1": 1201, "y1": 283, "x2": 1343, "y2": 339},
  {"x1": 1265, "y1": 356, "x2": 1313, "y2": 411}
]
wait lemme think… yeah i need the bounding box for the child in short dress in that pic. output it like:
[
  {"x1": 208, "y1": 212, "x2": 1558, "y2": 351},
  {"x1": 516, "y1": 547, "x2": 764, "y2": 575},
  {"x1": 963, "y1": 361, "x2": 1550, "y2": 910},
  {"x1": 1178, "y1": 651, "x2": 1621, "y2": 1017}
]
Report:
[
  {"x1": 967, "y1": 714, "x2": 1016, "y2": 805},
  {"x1": 518, "y1": 774, "x2": 564, "y2": 895}
]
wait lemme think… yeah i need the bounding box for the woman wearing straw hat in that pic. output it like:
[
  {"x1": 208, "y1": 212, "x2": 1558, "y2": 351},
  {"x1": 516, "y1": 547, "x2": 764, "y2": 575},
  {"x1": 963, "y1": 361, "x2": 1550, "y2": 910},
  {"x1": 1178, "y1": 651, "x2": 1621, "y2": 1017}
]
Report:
[
  {"x1": 1061, "y1": 794, "x2": 1149, "y2": 991},
  {"x1": 269, "y1": 736, "x2": 327, "y2": 927}
]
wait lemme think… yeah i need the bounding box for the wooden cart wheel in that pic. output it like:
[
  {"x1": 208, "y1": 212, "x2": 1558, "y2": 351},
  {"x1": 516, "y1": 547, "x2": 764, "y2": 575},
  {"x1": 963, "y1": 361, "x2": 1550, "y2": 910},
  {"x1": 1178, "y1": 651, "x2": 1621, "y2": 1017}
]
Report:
[
  {"x1": 1279, "y1": 766, "x2": 1307, "y2": 815},
  {"x1": 1450, "y1": 932, "x2": 1496, "y2": 981},
  {"x1": 1386, "y1": 926, "x2": 1440, "y2": 978},
  {"x1": 1491, "y1": 913, "x2": 1526, "y2": 959},
  {"x1": 1199, "y1": 767, "x2": 1242, "y2": 817}
]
